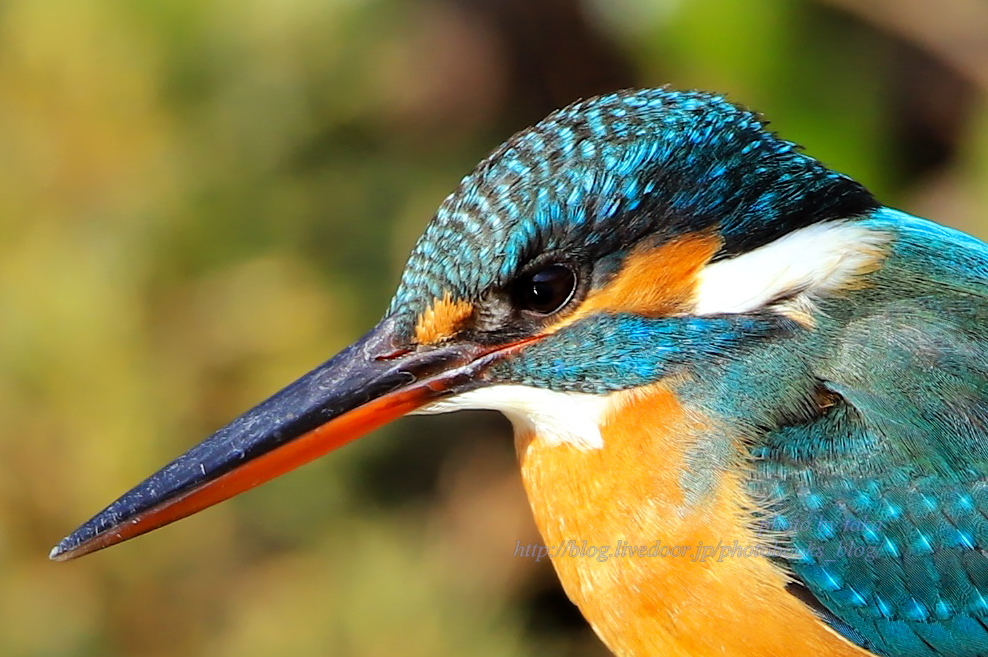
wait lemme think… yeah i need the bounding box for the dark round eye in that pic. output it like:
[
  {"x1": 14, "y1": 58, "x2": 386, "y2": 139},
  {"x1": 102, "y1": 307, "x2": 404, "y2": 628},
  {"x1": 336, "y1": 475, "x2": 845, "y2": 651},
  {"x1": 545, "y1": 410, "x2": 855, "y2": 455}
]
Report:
[{"x1": 513, "y1": 263, "x2": 577, "y2": 315}]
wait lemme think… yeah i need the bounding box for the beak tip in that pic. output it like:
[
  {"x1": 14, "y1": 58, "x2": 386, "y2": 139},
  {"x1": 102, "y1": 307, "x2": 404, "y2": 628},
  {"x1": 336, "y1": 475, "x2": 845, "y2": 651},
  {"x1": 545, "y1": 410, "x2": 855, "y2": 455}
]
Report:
[
  {"x1": 49, "y1": 542, "x2": 70, "y2": 562},
  {"x1": 49, "y1": 530, "x2": 94, "y2": 562}
]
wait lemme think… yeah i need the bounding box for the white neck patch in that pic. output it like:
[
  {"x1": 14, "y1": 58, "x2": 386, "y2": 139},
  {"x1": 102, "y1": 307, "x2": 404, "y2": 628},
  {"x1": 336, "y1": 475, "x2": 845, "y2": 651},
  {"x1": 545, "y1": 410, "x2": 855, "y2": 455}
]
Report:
[
  {"x1": 414, "y1": 384, "x2": 609, "y2": 450},
  {"x1": 693, "y1": 221, "x2": 889, "y2": 316}
]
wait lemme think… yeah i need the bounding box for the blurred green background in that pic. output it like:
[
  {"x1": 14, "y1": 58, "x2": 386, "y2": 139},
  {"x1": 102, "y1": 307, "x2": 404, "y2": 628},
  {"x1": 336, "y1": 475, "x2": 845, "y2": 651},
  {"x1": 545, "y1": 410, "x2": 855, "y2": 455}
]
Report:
[{"x1": 2, "y1": 0, "x2": 987, "y2": 655}]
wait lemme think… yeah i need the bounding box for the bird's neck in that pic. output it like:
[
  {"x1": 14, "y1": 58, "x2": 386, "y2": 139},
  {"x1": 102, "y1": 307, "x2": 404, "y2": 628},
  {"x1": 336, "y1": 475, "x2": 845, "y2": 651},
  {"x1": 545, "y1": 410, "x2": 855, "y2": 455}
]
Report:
[{"x1": 516, "y1": 383, "x2": 869, "y2": 657}]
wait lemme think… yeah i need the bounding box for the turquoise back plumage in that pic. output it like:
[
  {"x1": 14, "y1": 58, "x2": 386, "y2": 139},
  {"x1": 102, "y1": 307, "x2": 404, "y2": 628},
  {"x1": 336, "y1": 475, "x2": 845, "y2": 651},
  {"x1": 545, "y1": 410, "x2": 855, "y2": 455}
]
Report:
[{"x1": 739, "y1": 210, "x2": 988, "y2": 656}]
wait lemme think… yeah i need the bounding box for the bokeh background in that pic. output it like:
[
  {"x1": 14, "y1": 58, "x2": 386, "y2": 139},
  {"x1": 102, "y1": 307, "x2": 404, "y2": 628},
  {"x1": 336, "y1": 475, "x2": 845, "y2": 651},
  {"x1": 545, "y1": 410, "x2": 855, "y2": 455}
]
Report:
[{"x1": 2, "y1": 0, "x2": 987, "y2": 655}]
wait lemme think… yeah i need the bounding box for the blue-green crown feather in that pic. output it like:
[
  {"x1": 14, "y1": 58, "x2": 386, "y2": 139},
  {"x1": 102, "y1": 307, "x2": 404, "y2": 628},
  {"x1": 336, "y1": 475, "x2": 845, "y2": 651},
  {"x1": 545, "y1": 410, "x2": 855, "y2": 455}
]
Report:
[{"x1": 389, "y1": 88, "x2": 876, "y2": 331}]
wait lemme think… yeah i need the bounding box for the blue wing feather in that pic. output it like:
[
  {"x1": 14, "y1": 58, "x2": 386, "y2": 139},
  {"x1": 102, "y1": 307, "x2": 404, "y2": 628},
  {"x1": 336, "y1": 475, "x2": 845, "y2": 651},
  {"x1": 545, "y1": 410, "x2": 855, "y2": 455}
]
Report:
[{"x1": 752, "y1": 210, "x2": 988, "y2": 656}]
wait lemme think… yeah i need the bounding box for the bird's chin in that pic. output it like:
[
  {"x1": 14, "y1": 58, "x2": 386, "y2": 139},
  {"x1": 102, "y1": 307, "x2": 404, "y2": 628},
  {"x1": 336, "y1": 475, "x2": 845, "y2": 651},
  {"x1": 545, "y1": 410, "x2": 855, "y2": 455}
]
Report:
[{"x1": 414, "y1": 384, "x2": 609, "y2": 451}]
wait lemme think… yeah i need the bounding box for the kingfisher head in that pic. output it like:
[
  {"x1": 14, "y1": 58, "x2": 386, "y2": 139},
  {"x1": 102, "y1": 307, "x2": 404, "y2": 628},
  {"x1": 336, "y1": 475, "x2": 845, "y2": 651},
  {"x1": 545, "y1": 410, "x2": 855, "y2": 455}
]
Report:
[{"x1": 51, "y1": 88, "x2": 886, "y2": 560}]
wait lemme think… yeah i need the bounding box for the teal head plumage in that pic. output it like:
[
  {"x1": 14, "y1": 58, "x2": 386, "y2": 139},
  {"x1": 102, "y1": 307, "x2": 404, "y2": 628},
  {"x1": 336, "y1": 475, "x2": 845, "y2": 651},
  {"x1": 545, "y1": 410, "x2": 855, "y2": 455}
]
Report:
[{"x1": 51, "y1": 88, "x2": 988, "y2": 657}]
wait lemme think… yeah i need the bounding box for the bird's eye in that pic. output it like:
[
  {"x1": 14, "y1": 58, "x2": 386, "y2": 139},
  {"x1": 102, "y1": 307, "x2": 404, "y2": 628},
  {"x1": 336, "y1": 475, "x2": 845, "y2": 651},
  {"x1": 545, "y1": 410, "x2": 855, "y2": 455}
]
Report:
[{"x1": 513, "y1": 263, "x2": 577, "y2": 315}]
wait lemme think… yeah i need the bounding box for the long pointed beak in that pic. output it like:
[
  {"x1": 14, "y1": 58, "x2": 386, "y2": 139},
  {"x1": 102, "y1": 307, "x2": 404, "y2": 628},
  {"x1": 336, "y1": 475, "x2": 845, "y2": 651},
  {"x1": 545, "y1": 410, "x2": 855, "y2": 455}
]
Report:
[{"x1": 51, "y1": 317, "x2": 520, "y2": 561}]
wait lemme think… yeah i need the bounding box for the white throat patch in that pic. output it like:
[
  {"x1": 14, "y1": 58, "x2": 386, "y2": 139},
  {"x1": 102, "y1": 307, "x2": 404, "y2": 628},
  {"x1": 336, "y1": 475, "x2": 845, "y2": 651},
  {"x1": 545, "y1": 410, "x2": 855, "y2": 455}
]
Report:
[
  {"x1": 415, "y1": 385, "x2": 609, "y2": 450},
  {"x1": 693, "y1": 221, "x2": 890, "y2": 316}
]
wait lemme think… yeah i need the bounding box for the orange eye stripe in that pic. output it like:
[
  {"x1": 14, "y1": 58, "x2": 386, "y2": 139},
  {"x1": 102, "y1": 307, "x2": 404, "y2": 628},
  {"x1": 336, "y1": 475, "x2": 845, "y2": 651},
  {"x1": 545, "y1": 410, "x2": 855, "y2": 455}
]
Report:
[
  {"x1": 413, "y1": 231, "x2": 721, "y2": 344},
  {"x1": 545, "y1": 231, "x2": 722, "y2": 333},
  {"x1": 414, "y1": 294, "x2": 474, "y2": 344}
]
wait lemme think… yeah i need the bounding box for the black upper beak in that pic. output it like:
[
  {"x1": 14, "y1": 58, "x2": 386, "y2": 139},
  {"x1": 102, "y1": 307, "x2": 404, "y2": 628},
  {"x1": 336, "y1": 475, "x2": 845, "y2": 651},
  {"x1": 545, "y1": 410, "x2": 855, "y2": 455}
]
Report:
[{"x1": 50, "y1": 317, "x2": 526, "y2": 561}]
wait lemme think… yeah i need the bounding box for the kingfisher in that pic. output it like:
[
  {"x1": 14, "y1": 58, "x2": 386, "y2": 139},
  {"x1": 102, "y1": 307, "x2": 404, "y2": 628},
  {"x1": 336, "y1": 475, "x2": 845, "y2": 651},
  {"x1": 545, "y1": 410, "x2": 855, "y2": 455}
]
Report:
[{"x1": 51, "y1": 88, "x2": 988, "y2": 657}]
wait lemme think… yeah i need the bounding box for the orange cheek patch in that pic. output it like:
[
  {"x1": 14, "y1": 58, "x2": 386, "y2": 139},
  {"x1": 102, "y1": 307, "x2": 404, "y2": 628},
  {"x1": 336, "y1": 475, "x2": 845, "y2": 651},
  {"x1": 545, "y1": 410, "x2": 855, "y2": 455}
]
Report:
[
  {"x1": 550, "y1": 231, "x2": 722, "y2": 332},
  {"x1": 414, "y1": 294, "x2": 473, "y2": 344}
]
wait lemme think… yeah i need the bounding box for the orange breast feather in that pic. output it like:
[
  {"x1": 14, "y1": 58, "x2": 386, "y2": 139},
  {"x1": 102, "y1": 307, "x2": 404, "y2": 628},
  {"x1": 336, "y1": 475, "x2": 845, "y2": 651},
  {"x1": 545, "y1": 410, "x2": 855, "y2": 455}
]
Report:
[{"x1": 516, "y1": 384, "x2": 872, "y2": 657}]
